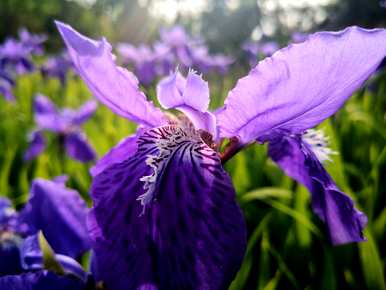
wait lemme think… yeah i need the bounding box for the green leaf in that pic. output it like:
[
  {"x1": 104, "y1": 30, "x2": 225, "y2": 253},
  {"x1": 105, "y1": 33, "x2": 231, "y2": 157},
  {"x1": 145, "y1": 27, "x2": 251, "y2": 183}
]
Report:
[
  {"x1": 38, "y1": 231, "x2": 65, "y2": 275},
  {"x1": 240, "y1": 187, "x2": 292, "y2": 203},
  {"x1": 359, "y1": 230, "x2": 385, "y2": 290}
]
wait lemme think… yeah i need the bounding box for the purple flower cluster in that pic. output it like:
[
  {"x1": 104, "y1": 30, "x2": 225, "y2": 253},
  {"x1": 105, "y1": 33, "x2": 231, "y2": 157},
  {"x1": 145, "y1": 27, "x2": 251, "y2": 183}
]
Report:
[
  {"x1": 0, "y1": 177, "x2": 91, "y2": 289},
  {"x1": 0, "y1": 29, "x2": 46, "y2": 102},
  {"x1": 243, "y1": 32, "x2": 309, "y2": 67},
  {"x1": 44, "y1": 21, "x2": 386, "y2": 290},
  {"x1": 116, "y1": 25, "x2": 234, "y2": 86},
  {"x1": 24, "y1": 94, "x2": 97, "y2": 163},
  {"x1": 41, "y1": 52, "x2": 74, "y2": 85}
]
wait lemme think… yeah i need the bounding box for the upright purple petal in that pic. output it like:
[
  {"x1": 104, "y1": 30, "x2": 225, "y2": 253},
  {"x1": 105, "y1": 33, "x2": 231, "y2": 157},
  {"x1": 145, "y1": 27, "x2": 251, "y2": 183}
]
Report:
[
  {"x1": 157, "y1": 70, "x2": 209, "y2": 112},
  {"x1": 157, "y1": 71, "x2": 216, "y2": 136},
  {"x1": 19, "y1": 178, "x2": 90, "y2": 258},
  {"x1": 268, "y1": 135, "x2": 367, "y2": 245},
  {"x1": 64, "y1": 131, "x2": 96, "y2": 163},
  {"x1": 24, "y1": 131, "x2": 46, "y2": 161},
  {"x1": 55, "y1": 21, "x2": 166, "y2": 127},
  {"x1": 71, "y1": 100, "x2": 97, "y2": 125},
  {"x1": 89, "y1": 125, "x2": 246, "y2": 290},
  {"x1": 217, "y1": 27, "x2": 386, "y2": 143}
]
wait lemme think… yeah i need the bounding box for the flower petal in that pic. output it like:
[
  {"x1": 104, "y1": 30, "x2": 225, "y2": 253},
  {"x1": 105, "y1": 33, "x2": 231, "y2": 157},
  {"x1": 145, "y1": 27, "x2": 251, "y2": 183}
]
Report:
[
  {"x1": 217, "y1": 27, "x2": 386, "y2": 143},
  {"x1": 90, "y1": 128, "x2": 144, "y2": 177},
  {"x1": 72, "y1": 100, "x2": 97, "y2": 125},
  {"x1": 0, "y1": 271, "x2": 86, "y2": 290},
  {"x1": 89, "y1": 125, "x2": 246, "y2": 290},
  {"x1": 33, "y1": 95, "x2": 63, "y2": 132},
  {"x1": 24, "y1": 131, "x2": 46, "y2": 161},
  {"x1": 0, "y1": 233, "x2": 22, "y2": 276},
  {"x1": 55, "y1": 21, "x2": 166, "y2": 127},
  {"x1": 157, "y1": 71, "x2": 216, "y2": 136},
  {"x1": 20, "y1": 235, "x2": 88, "y2": 282},
  {"x1": 157, "y1": 70, "x2": 209, "y2": 112},
  {"x1": 268, "y1": 135, "x2": 367, "y2": 245},
  {"x1": 19, "y1": 178, "x2": 91, "y2": 257},
  {"x1": 64, "y1": 131, "x2": 96, "y2": 163}
]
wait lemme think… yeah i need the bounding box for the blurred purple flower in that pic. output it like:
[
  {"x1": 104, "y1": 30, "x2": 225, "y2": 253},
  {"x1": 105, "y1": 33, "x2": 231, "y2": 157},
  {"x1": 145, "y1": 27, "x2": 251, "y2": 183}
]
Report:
[
  {"x1": 18, "y1": 28, "x2": 47, "y2": 55},
  {"x1": 18, "y1": 177, "x2": 91, "y2": 258},
  {"x1": 57, "y1": 20, "x2": 386, "y2": 288},
  {"x1": 0, "y1": 38, "x2": 34, "y2": 75},
  {"x1": 291, "y1": 31, "x2": 308, "y2": 43},
  {"x1": 0, "y1": 71, "x2": 15, "y2": 101},
  {"x1": 24, "y1": 94, "x2": 97, "y2": 163},
  {"x1": 116, "y1": 43, "x2": 159, "y2": 86},
  {"x1": 242, "y1": 40, "x2": 279, "y2": 67},
  {"x1": 0, "y1": 181, "x2": 91, "y2": 287},
  {"x1": 0, "y1": 270, "x2": 87, "y2": 290},
  {"x1": 41, "y1": 52, "x2": 73, "y2": 85}
]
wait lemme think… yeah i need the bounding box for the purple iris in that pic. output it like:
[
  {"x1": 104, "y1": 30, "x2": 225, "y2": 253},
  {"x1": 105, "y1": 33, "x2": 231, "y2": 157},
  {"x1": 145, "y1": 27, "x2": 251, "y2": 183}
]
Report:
[
  {"x1": 0, "y1": 29, "x2": 45, "y2": 101},
  {"x1": 0, "y1": 70, "x2": 15, "y2": 101},
  {"x1": 0, "y1": 177, "x2": 91, "y2": 289},
  {"x1": 291, "y1": 31, "x2": 308, "y2": 43},
  {"x1": 56, "y1": 20, "x2": 386, "y2": 290},
  {"x1": 24, "y1": 94, "x2": 97, "y2": 163},
  {"x1": 41, "y1": 52, "x2": 73, "y2": 85},
  {"x1": 18, "y1": 28, "x2": 47, "y2": 55},
  {"x1": 116, "y1": 43, "x2": 160, "y2": 86},
  {"x1": 243, "y1": 40, "x2": 280, "y2": 67}
]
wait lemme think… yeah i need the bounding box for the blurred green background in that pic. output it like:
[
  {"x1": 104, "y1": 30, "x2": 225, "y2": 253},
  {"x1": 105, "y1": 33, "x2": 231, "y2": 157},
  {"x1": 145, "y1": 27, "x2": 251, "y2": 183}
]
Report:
[{"x1": 0, "y1": 1, "x2": 385, "y2": 290}]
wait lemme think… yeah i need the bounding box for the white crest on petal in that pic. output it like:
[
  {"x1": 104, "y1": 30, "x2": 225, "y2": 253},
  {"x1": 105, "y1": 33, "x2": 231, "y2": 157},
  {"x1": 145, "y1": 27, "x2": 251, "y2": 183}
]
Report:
[
  {"x1": 302, "y1": 129, "x2": 337, "y2": 163},
  {"x1": 137, "y1": 124, "x2": 201, "y2": 215}
]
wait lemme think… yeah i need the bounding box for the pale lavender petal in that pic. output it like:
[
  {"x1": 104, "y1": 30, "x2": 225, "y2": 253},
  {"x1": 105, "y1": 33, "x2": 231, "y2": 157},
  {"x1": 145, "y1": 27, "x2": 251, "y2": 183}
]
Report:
[
  {"x1": 268, "y1": 135, "x2": 367, "y2": 245},
  {"x1": 157, "y1": 71, "x2": 216, "y2": 136},
  {"x1": 24, "y1": 131, "x2": 46, "y2": 161},
  {"x1": 65, "y1": 131, "x2": 96, "y2": 163},
  {"x1": 157, "y1": 70, "x2": 209, "y2": 112},
  {"x1": 89, "y1": 125, "x2": 246, "y2": 290},
  {"x1": 217, "y1": 27, "x2": 386, "y2": 143},
  {"x1": 18, "y1": 178, "x2": 91, "y2": 257},
  {"x1": 90, "y1": 128, "x2": 144, "y2": 177},
  {"x1": 55, "y1": 21, "x2": 166, "y2": 127},
  {"x1": 72, "y1": 100, "x2": 97, "y2": 125}
]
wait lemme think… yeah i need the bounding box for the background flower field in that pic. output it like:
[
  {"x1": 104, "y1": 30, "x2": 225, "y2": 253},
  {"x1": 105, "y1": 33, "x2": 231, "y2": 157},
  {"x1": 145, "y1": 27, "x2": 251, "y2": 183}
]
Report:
[{"x1": 0, "y1": 0, "x2": 385, "y2": 289}]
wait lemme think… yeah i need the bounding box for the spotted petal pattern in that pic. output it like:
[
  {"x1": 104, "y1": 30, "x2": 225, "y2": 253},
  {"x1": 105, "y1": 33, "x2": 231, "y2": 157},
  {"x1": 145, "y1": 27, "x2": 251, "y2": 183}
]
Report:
[{"x1": 89, "y1": 125, "x2": 246, "y2": 290}]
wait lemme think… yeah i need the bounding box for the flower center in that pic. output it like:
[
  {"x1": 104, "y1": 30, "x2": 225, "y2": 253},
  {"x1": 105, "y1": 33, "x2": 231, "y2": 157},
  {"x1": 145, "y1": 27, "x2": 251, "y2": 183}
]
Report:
[{"x1": 137, "y1": 123, "x2": 208, "y2": 214}]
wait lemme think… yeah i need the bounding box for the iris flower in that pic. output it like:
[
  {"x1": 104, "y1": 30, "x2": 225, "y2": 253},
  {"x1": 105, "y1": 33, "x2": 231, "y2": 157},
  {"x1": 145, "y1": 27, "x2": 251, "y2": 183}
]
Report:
[
  {"x1": 0, "y1": 178, "x2": 91, "y2": 289},
  {"x1": 116, "y1": 43, "x2": 161, "y2": 86},
  {"x1": 24, "y1": 94, "x2": 97, "y2": 163},
  {"x1": 243, "y1": 40, "x2": 280, "y2": 67},
  {"x1": 41, "y1": 52, "x2": 73, "y2": 85},
  {"x1": 56, "y1": 21, "x2": 386, "y2": 290}
]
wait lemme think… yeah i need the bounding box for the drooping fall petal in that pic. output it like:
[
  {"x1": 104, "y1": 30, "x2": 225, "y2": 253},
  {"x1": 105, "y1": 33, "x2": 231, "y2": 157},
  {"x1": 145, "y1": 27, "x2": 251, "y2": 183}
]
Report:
[
  {"x1": 89, "y1": 125, "x2": 246, "y2": 290},
  {"x1": 268, "y1": 135, "x2": 367, "y2": 245}
]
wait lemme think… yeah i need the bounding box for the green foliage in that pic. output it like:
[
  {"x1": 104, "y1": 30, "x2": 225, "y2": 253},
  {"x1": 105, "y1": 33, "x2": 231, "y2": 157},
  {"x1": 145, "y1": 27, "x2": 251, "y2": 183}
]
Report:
[{"x1": 0, "y1": 67, "x2": 385, "y2": 290}]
